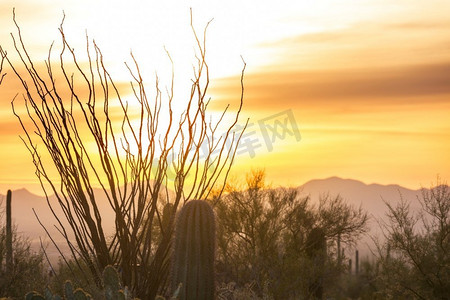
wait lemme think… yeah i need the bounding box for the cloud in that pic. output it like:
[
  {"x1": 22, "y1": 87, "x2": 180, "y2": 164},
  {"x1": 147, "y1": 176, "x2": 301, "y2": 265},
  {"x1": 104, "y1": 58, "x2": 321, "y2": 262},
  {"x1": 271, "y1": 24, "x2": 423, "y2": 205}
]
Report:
[
  {"x1": 206, "y1": 15, "x2": 450, "y2": 117},
  {"x1": 211, "y1": 62, "x2": 450, "y2": 111},
  {"x1": 254, "y1": 17, "x2": 450, "y2": 75},
  {"x1": 0, "y1": 59, "x2": 132, "y2": 99},
  {"x1": 385, "y1": 21, "x2": 450, "y2": 30},
  {"x1": 263, "y1": 20, "x2": 450, "y2": 47}
]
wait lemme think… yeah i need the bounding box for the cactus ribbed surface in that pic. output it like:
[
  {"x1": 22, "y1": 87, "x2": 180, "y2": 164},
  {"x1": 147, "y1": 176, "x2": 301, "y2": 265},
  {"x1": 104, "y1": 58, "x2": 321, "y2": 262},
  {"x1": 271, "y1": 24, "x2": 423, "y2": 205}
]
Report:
[{"x1": 171, "y1": 200, "x2": 216, "y2": 300}]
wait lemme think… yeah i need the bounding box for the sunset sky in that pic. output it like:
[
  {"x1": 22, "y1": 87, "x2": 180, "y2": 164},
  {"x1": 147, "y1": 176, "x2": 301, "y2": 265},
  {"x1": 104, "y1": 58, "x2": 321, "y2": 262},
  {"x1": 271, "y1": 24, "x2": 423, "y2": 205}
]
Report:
[{"x1": 0, "y1": 0, "x2": 449, "y2": 194}]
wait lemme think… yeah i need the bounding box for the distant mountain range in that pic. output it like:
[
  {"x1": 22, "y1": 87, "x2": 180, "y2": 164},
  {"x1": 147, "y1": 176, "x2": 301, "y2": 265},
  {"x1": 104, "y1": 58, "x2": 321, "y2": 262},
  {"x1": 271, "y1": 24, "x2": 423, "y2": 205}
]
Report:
[
  {"x1": 299, "y1": 176, "x2": 423, "y2": 219},
  {"x1": 0, "y1": 177, "x2": 426, "y2": 263},
  {"x1": 298, "y1": 177, "x2": 424, "y2": 257}
]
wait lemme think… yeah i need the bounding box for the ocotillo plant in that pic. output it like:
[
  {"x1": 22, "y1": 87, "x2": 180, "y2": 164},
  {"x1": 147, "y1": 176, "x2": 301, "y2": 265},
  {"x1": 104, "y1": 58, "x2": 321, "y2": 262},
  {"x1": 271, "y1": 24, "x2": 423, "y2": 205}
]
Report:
[
  {"x1": 171, "y1": 200, "x2": 216, "y2": 300},
  {"x1": 6, "y1": 189, "x2": 12, "y2": 274},
  {"x1": 161, "y1": 203, "x2": 174, "y2": 236},
  {"x1": 306, "y1": 227, "x2": 326, "y2": 300}
]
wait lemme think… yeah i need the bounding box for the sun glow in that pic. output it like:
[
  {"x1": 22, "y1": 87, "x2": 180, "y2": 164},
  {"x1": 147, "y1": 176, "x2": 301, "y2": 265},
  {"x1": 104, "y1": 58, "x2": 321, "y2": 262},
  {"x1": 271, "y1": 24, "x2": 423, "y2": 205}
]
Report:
[{"x1": 1, "y1": 0, "x2": 450, "y2": 194}]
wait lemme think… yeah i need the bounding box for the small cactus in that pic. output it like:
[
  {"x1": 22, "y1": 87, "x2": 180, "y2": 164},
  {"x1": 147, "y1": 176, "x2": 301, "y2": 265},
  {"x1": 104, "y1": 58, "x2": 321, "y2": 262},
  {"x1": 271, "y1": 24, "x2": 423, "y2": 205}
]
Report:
[
  {"x1": 25, "y1": 288, "x2": 64, "y2": 300},
  {"x1": 355, "y1": 249, "x2": 359, "y2": 275},
  {"x1": 171, "y1": 200, "x2": 216, "y2": 300},
  {"x1": 62, "y1": 281, "x2": 92, "y2": 300},
  {"x1": 25, "y1": 292, "x2": 44, "y2": 300},
  {"x1": 6, "y1": 190, "x2": 12, "y2": 274},
  {"x1": 306, "y1": 227, "x2": 326, "y2": 300},
  {"x1": 64, "y1": 281, "x2": 74, "y2": 299},
  {"x1": 103, "y1": 265, "x2": 127, "y2": 300},
  {"x1": 72, "y1": 288, "x2": 91, "y2": 300},
  {"x1": 25, "y1": 265, "x2": 133, "y2": 300}
]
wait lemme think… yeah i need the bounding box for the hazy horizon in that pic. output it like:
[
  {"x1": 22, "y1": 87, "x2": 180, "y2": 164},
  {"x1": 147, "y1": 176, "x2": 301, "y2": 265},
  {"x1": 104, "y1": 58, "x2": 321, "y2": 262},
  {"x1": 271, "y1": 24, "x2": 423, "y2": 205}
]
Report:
[{"x1": 0, "y1": 175, "x2": 433, "y2": 197}]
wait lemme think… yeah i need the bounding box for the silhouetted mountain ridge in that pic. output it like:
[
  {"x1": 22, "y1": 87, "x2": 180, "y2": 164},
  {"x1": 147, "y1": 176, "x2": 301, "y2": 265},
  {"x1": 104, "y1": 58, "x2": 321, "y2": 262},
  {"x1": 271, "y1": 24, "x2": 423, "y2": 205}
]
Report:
[
  {"x1": 0, "y1": 177, "x2": 435, "y2": 262},
  {"x1": 298, "y1": 177, "x2": 423, "y2": 218}
]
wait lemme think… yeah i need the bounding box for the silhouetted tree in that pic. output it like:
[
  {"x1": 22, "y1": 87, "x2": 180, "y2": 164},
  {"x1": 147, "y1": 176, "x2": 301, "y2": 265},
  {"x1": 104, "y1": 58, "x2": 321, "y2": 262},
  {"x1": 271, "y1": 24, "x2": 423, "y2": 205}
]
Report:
[
  {"x1": 213, "y1": 170, "x2": 368, "y2": 299},
  {"x1": 0, "y1": 10, "x2": 246, "y2": 299},
  {"x1": 376, "y1": 179, "x2": 450, "y2": 299}
]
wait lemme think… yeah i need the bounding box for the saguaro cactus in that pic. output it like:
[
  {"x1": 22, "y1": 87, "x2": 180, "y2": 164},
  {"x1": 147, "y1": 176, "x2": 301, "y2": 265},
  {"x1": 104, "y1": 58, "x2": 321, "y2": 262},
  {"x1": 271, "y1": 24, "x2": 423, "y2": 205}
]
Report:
[
  {"x1": 337, "y1": 233, "x2": 341, "y2": 267},
  {"x1": 171, "y1": 200, "x2": 216, "y2": 300},
  {"x1": 6, "y1": 189, "x2": 13, "y2": 274},
  {"x1": 306, "y1": 227, "x2": 326, "y2": 300}
]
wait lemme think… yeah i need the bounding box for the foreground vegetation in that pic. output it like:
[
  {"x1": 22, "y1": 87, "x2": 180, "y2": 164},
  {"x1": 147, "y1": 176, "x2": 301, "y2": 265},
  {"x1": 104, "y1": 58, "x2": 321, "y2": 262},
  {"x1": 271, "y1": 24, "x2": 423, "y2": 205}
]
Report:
[
  {"x1": 0, "y1": 14, "x2": 448, "y2": 300},
  {"x1": 1, "y1": 171, "x2": 449, "y2": 299}
]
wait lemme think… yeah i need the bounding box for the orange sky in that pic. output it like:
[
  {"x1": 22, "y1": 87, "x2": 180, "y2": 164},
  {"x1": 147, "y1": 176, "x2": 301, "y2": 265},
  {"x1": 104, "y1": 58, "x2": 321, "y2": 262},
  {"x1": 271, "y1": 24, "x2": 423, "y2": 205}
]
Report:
[{"x1": 0, "y1": 0, "x2": 449, "y2": 194}]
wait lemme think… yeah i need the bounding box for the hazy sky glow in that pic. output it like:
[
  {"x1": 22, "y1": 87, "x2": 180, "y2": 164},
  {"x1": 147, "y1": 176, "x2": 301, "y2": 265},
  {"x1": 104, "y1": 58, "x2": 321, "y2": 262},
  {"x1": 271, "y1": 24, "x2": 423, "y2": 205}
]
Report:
[{"x1": 1, "y1": 0, "x2": 449, "y2": 194}]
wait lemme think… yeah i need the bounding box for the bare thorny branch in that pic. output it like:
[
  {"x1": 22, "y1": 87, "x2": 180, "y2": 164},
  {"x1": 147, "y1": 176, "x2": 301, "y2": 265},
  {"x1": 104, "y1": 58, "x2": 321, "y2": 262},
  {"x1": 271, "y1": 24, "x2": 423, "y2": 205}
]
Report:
[
  {"x1": 0, "y1": 47, "x2": 6, "y2": 84},
  {"x1": 3, "y1": 10, "x2": 246, "y2": 298}
]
